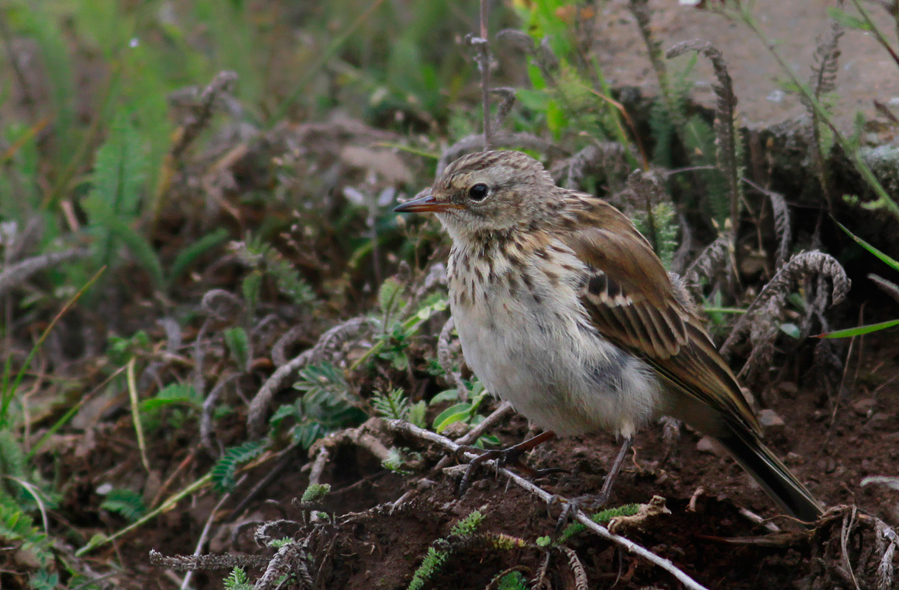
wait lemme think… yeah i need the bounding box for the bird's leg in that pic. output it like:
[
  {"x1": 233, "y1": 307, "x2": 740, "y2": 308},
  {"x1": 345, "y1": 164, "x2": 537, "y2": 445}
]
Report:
[
  {"x1": 597, "y1": 435, "x2": 634, "y2": 504},
  {"x1": 553, "y1": 436, "x2": 634, "y2": 533},
  {"x1": 456, "y1": 431, "x2": 560, "y2": 494}
]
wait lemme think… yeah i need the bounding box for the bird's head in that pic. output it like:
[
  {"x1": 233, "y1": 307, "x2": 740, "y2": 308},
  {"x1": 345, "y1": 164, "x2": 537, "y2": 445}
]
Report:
[{"x1": 395, "y1": 150, "x2": 559, "y2": 242}]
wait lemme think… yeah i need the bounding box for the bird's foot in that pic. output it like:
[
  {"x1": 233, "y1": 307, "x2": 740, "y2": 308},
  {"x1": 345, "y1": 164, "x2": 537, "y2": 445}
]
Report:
[
  {"x1": 455, "y1": 431, "x2": 560, "y2": 495},
  {"x1": 548, "y1": 436, "x2": 635, "y2": 535},
  {"x1": 548, "y1": 491, "x2": 612, "y2": 536}
]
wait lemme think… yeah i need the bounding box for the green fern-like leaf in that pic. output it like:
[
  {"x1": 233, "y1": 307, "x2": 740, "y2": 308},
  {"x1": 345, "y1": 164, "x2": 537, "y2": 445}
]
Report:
[
  {"x1": 89, "y1": 112, "x2": 146, "y2": 216},
  {"x1": 301, "y1": 483, "x2": 331, "y2": 503},
  {"x1": 378, "y1": 277, "x2": 406, "y2": 319},
  {"x1": 142, "y1": 383, "x2": 201, "y2": 413},
  {"x1": 241, "y1": 270, "x2": 263, "y2": 320},
  {"x1": 223, "y1": 566, "x2": 253, "y2": 590},
  {"x1": 224, "y1": 327, "x2": 251, "y2": 372},
  {"x1": 449, "y1": 510, "x2": 484, "y2": 536},
  {"x1": 496, "y1": 571, "x2": 528, "y2": 590},
  {"x1": 633, "y1": 202, "x2": 678, "y2": 269},
  {"x1": 0, "y1": 499, "x2": 52, "y2": 567},
  {"x1": 168, "y1": 228, "x2": 229, "y2": 290},
  {"x1": 371, "y1": 388, "x2": 409, "y2": 420},
  {"x1": 408, "y1": 510, "x2": 486, "y2": 590},
  {"x1": 683, "y1": 114, "x2": 729, "y2": 226},
  {"x1": 232, "y1": 235, "x2": 316, "y2": 307},
  {"x1": 101, "y1": 216, "x2": 164, "y2": 287},
  {"x1": 288, "y1": 363, "x2": 366, "y2": 449},
  {"x1": 100, "y1": 488, "x2": 147, "y2": 522},
  {"x1": 82, "y1": 109, "x2": 156, "y2": 280},
  {"x1": 270, "y1": 259, "x2": 315, "y2": 306},
  {"x1": 0, "y1": 431, "x2": 26, "y2": 500},
  {"x1": 556, "y1": 503, "x2": 641, "y2": 544},
  {"x1": 408, "y1": 546, "x2": 449, "y2": 590},
  {"x1": 408, "y1": 401, "x2": 427, "y2": 428},
  {"x1": 212, "y1": 440, "x2": 267, "y2": 492}
]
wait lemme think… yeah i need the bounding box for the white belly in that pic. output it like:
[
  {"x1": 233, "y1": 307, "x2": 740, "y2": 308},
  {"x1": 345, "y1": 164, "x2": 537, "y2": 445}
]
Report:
[{"x1": 450, "y1": 252, "x2": 662, "y2": 438}]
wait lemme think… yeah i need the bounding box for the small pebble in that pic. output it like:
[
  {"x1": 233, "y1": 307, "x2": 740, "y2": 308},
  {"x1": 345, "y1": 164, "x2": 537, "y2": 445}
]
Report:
[
  {"x1": 759, "y1": 409, "x2": 785, "y2": 432},
  {"x1": 851, "y1": 398, "x2": 876, "y2": 416},
  {"x1": 696, "y1": 436, "x2": 723, "y2": 456}
]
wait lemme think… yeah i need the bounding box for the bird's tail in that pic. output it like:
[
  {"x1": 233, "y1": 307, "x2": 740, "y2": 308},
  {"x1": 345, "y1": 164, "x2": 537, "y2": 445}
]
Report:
[{"x1": 716, "y1": 426, "x2": 823, "y2": 524}]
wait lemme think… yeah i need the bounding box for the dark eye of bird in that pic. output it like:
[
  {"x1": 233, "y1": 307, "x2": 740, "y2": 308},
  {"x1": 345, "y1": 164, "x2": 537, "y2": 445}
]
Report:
[{"x1": 468, "y1": 183, "x2": 489, "y2": 202}]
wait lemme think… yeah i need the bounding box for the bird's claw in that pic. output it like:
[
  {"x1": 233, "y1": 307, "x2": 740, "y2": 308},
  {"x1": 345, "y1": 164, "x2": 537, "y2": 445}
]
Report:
[
  {"x1": 548, "y1": 492, "x2": 611, "y2": 536},
  {"x1": 454, "y1": 445, "x2": 564, "y2": 495}
]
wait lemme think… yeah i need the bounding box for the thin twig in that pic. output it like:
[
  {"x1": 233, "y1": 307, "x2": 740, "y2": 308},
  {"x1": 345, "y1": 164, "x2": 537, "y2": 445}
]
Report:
[
  {"x1": 840, "y1": 507, "x2": 862, "y2": 590},
  {"x1": 430, "y1": 401, "x2": 514, "y2": 473},
  {"x1": 437, "y1": 317, "x2": 467, "y2": 399},
  {"x1": 0, "y1": 248, "x2": 90, "y2": 296},
  {"x1": 180, "y1": 477, "x2": 243, "y2": 590},
  {"x1": 479, "y1": 0, "x2": 492, "y2": 146},
  {"x1": 127, "y1": 358, "x2": 152, "y2": 474}
]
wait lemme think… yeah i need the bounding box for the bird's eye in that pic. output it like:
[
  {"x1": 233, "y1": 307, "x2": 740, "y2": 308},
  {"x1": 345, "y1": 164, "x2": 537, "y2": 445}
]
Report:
[{"x1": 468, "y1": 183, "x2": 489, "y2": 202}]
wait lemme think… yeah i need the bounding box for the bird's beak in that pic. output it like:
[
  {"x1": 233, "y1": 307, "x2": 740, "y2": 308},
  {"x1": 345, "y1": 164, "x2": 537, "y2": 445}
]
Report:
[{"x1": 394, "y1": 190, "x2": 462, "y2": 213}]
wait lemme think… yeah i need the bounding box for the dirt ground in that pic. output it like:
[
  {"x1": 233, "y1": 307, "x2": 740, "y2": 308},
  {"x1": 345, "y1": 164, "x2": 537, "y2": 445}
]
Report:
[{"x1": 135, "y1": 329, "x2": 899, "y2": 589}]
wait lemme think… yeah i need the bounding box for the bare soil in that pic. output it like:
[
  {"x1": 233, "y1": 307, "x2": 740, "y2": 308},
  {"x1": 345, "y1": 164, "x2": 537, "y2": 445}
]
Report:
[{"x1": 93, "y1": 329, "x2": 899, "y2": 589}]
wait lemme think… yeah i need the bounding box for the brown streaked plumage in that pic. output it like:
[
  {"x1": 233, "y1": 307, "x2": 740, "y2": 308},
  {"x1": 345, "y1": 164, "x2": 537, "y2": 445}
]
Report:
[{"x1": 396, "y1": 150, "x2": 823, "y2": 523}]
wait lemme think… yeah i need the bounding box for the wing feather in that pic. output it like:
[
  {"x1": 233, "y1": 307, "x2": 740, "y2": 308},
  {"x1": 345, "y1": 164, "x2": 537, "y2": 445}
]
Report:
[{"x1": 558, "y1": 203, "x2": 761, "y2": 435}]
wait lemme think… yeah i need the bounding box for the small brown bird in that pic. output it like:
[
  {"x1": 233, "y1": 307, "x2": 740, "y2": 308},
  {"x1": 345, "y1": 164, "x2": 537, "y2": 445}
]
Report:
[{"x1": 395, "y1": 150, "x2": 824, "y2": 523}]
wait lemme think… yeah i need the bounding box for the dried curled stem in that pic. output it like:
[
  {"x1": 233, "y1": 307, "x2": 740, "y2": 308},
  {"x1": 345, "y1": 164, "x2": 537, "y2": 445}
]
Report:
[
  {"x1": 743, "y1": 178, "x2": 792, "y2": 269},
  {"x1": 721, "y1": 251, "x2": 850, "y2": 382},
  {"x1": 667, "y1": 40, "x2": 740, "y2": 235},
  {"x1": 247, "y1": 316, "x2": 375, "y2": 438}
]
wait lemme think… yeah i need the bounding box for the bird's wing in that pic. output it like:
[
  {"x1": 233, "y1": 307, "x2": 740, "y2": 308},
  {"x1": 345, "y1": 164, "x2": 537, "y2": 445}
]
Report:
[{"x1": 560, "y1": 214, "x2": 761, "y2": 435}]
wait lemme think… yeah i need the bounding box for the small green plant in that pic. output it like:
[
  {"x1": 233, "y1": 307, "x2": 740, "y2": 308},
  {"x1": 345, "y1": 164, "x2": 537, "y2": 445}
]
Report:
[
  {"x1": 267, "y1": 537, "x2": 295, "y2": 549},
  {"x1": 408, "y1": 510, "x2": 485, "y2": 590},
  {"x1": 224, "y1": 327, "x2": 251, "y2": 372},
  {"x1": 99, "y1": 488, "x2": 147, "y2": 523},
  {"x1": 371, "y1": 388, "x2": 427, "y2": 429},
  {"x1": 431, "y1": 381, "x2": 488, "y2": 432},
  {"x1": 301, "y1": 483, "x2": 331, "y2": 504},
  {"x1": 632, "y1": 200, "x2": 679, "y2": 270},
  {"x1": 553, "y1": 503, "x2": 641, "y2": 546},
  {"x1": 509, "y1": 2, "x2": 637, "y2": 160},
  {"x1": 233, "y1": 235, "x2": 317, "y2": 308},
  {"x1": 372, "y1": 388, "x2": 413, "y2": 420},
  {"x1": 0, "y1": 433, "x2": 56, "y2": 582},
  {"x1": 223, "y1": 566, "x2": 253, "y2": 590},
  {"x1": 495, "y1": 570, "x2": 528, "y2": 590},
  {"x1": 141, "y1": 383, "x2": 203, "y2": 430},
  {"x1": 349, "y1": 278, "x2": 448, "y2": 373},
  {"x1": 270, "y1": 363, "x2": 366, "y2": 450},
  {"x1": 211, "y1": 440, "x2": 268, "y2": 493},
  {"x1": 106, "y1": 330, "x2": 152, "y2": 365},
  {"x1": 81, "y1": 109, "x2": 161, "y2": 287}
]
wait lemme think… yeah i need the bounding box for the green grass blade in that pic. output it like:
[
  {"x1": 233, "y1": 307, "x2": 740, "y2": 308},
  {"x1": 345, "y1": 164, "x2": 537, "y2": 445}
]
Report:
[
  {"x1": 836, "y1": 221, "x2": 899, "y2": 273},
  {"x1": 0, "y1": 267, "x2": 105, "y2": 426},
  {"x1": 814, "y1": 319, "x2": 899, "y2": 339}
]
